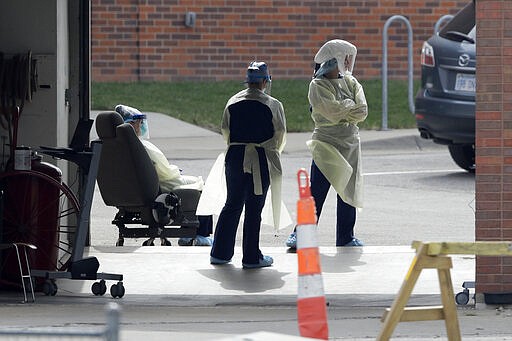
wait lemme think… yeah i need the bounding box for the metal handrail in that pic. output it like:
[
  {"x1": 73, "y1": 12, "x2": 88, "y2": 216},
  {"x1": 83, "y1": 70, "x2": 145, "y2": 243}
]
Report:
[
  {"x1": 0, "y1": 303, "x2": 120, "y2": 340},
  {"x1": 381, "y1": 15, "x2": 415, "y2": 130}
]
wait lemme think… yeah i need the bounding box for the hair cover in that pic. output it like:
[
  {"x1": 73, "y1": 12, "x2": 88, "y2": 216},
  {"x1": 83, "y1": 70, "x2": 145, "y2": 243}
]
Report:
[
  {"x1": 314, "y1": 39, "x2": 357, "y2": 74},
  {"x1": 246, "y1": 61, "x2": 271, "y2": 83}
]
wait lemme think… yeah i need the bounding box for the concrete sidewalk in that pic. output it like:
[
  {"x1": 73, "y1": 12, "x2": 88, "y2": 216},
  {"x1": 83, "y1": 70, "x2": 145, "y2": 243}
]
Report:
[
  {"x1": 53, "y1": 245, "x2": 474, "y2": 305},
  {"x1": 2, "y1": 245, "x2": 511, "y2": 340},
  {"x1": 2, "y1": 112, "x2": 507, "y2": 340}
]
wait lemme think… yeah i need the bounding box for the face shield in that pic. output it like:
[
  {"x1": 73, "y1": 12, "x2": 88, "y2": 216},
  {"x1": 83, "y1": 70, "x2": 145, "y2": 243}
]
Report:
[
  {"x1": 314, "y1": 58, "x2": 338, "y2": 78},
  {"x1": 314, "y1": 39, "x2": 357, "y2": 75},
  {"x1": 263, "y1": 79, "x2": 272, "y2": 94},
  {"x1": 246, "y1": 61, "x2": 272, "y2": 94},
  {"x1": 133, "y1": 114, "x2": 150, "y2": 139},
  {"x1": 115, "y1": 104, "x2": 150, "y2": 139}
]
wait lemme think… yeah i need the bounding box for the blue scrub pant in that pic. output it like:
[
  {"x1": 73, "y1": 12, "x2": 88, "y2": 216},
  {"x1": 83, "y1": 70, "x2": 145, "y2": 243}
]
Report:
[
  {"x1": 197, "y1": 215, "x2": 213, "y2": 237},
  {"x1": 310, "y1": 160, "x2": 356, "y2": 246},
  {"x1": 211, "y1": 146, "x2": 270, "y2": 265}
]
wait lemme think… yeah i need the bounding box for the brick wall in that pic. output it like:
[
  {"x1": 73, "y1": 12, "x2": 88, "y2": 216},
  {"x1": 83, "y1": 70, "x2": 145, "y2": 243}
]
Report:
[
  {"x1": 91, "y1": 0, "x2": 468, "y2": 82},
  {"x1": 475, "y1": 0, "x2": 512, "y2": 296}
]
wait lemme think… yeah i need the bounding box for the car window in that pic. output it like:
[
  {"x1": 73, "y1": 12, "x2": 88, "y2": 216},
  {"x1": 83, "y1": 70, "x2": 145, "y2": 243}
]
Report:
[
  {"x1": 466, "y1": 26, "x2": 476, "y2": 42},
  {"x1": 439, "y1": 1, "x2": 475, "y2": 39},
  {"x1": 468, "y1": 27, "x2": 476, "y2": 38}
]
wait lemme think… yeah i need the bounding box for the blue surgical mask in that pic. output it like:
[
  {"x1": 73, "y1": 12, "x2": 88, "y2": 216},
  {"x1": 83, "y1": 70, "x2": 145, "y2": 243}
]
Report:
[{"x1": 140, "y1": 119, "x2": 149, "y2": 139}]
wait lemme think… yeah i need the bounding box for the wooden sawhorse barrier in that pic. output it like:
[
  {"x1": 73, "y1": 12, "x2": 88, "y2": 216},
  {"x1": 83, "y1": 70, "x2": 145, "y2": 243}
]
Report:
[{"x1": 377, "y1": 241, "x2": 512, "y2": 341}]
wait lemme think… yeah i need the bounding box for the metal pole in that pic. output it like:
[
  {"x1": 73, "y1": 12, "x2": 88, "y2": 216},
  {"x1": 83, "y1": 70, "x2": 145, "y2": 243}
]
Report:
[
  {"x1": 407, "y1": 19, "x2": 414, "y2": 117},
  {"x1": 382, "y1": 22, "x2": 389, "y2": 131},
  {"x1": 382, "y1": 15, "x2": 414, "y2": 131},
  {"x1": 105, "y1": 303, "x2": 120, "y2": 341},
  {"x1": 79, "y1": 0, "x2": 92, "y2": 245},
  {"x1": 72, "y1": 141, "x2": 102, "y2": 262}
]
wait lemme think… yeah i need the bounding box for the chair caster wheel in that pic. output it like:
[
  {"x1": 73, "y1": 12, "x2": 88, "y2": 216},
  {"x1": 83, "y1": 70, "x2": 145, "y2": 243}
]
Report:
[
  {"x1": 43, "y1": 280, "x2": 58, "y2": 296},
  {"x1": 142, "y1": 239, "x2": 155, "y2": 246},
  {"x1": 92, "y1": 279, "x2": 107, "y2": 296},
  {"x1": 455, "y1": 289, "x2": 470, "y2": 305},
  {"x1": 110, "y1": 281, "x2": 125, "y2": 298}
]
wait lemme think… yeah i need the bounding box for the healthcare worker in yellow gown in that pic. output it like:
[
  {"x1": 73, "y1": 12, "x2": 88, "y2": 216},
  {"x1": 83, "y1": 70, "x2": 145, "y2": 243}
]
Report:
[
  {"x1": 210, "y1": 61, "x2": 287, "y2": 268},
  {"x1": 286, "y1": 39, "x2": 368, "y2": 248},
  {"x1": 115, "y1": 104, "x2": 213, "y2": 247}
]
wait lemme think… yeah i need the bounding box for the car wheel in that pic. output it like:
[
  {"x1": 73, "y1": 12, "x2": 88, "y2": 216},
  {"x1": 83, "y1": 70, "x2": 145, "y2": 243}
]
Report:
[{"x1": 448, "y1": 144, "x2": 475, "y2": 173}]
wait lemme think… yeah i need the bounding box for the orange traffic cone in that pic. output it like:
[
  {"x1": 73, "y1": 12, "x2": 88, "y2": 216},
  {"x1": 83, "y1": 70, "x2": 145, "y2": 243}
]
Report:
[{"x1": 296, "y1": 168, "x2": 329, "y2": 340}]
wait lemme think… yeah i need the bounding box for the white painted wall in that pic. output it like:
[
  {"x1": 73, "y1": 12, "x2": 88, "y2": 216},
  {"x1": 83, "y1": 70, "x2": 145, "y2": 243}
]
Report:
[{"x1": 0, "y1": 0, "x2": 71, "y2": 175}]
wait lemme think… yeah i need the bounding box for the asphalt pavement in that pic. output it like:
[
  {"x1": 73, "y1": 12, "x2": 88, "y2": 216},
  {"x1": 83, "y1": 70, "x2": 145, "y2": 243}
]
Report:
[{"x1": 1, "y1": 111, "x2": 511, "y2": 340}]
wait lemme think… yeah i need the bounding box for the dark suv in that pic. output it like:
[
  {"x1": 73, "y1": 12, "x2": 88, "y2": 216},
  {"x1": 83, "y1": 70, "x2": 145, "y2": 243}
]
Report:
[{"x1": 414, "y1": 1, "x2": 475, "y2": 172}]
